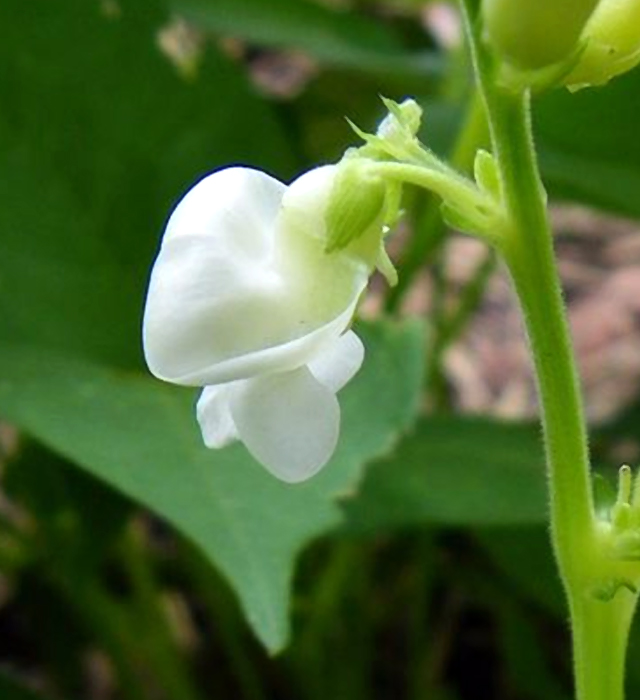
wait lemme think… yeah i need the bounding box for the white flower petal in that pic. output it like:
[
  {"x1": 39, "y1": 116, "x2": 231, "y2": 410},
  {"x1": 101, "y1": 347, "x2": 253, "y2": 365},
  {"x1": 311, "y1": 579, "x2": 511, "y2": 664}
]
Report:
[
  {"x1": 164, "y1": 167, "x2": 286, "y2": 257},
  {"x1": 196, "y1": 385, "x2": 239, "y2": 448},
  {"x1": 307, "y1": 330, "x2": 365, "y2": 393},
  {"x1": 144, "y1": 165, "x2": 370, "y2": 387},
  {"x1": 143, "y1": 167, "x2": 289, "y2": 383},
  {"x1": 229, "y1": 366, "x2": 340, "y2": 483},
  {"x1": 143, "y1": 232, "x2": 289, "y2": 385},
  {"x1": 277, "y1": 165, "x2": 336, "y2": 244}
]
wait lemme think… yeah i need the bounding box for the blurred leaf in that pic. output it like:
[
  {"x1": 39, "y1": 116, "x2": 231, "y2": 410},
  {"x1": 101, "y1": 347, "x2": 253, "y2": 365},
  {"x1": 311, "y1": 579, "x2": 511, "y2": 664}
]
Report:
[
  {"x1": 0, "y1": 0, "x2": 295, "y2": 369},
  {"x1": 625, "y1": 616, "x2": 640, "y2": 690},
  {"x1": 291, "y1": 72, "x2": 388, "y2": 163},
  {"x1": 475, "y1": 528, "x2": 566, "y2": 616},
  {"x1": 0, "y1": 672, "x2": 56, "y2": 700},
  {"x1": 498, "y1": 603, "x2": 569, "y2": 700},
  {"x1": 418, "y1": 100, "x2": 469, "y2": 158},
  {"x1": 5, "y1": 444, "x2": 131, "y2": 575},
  {"x1": 342, "y1": 417, "x2": 547, "y2": 530},
  {"x1": 0, "y1": 321, "x2": 424, "y2": 652},
  {"x1": 415, "y1": 71, "x2": 640, "y2": 220},
  {"x1": 536, "y1": 69, "x2": 640, "y2": 219},
  {"x1": 171, "y1": 0, "x2": 441, "y2": 78}
]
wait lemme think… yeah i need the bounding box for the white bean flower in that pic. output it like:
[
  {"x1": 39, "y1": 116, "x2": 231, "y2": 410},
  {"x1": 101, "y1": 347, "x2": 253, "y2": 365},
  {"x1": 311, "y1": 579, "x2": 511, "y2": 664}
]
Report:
[{"x1": 143, "y1": 164, "x2": 388, "y2": 483}]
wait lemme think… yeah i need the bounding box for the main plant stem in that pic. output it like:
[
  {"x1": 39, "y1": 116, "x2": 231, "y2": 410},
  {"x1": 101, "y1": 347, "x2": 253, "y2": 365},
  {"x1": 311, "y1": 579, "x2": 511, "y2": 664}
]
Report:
[
  {"x1": 490, "y1": 89, "x2": 594, "y2": 571},
  {"x1": 457, "y1": 1, "x2": 637, "y2": 697},
  {"x1": 489, "y1": 91, "x2": 634, "y2": 700},
  {"x1": 496, "y1": 91, "x2": 637, "y2": 700},
  {"x1": 571, "y1": 593, "x2": 637, "y2": 700}
]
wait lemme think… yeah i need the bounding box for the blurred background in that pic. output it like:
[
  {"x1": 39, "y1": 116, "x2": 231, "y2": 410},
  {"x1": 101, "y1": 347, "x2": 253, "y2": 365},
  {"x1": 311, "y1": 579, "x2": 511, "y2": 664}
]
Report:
[{"x1": 2, "y1": 0, "x2": 640, "y2": 698}]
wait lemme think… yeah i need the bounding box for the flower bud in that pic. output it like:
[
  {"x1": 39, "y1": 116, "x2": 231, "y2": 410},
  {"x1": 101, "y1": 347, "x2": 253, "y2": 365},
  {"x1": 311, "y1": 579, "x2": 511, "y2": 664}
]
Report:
[
  {"x1": 565, "y1": 0, "x2": 640, "y2": 88},
  {"x1": 483, "y1": 0, "x2": 600, "y2": 69},
  {"x1": 377, "y1": 98, "x2": 422, "y2": 141}
]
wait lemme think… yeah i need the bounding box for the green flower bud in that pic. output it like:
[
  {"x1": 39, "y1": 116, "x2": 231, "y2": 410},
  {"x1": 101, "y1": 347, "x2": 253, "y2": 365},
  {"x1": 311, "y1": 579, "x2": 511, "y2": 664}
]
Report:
[
  {"x1": 483, "y1": 0, "x2": 600, "y2": 69},
  {"x1": 377, "y1": 97, "x2": 422, "y2": 141},
  {"x1": 565, "y1": 0, "x2": 640, "y2": 88}
]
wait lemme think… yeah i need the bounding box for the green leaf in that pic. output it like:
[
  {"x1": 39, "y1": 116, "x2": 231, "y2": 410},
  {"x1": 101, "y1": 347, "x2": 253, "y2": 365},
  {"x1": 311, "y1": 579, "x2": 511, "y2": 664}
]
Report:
[
  {"x1": 475, "y1": 528, "x2": 566, "y2": 615},
  {"x1": 342, "y1": 417, "x2": 547, "y2": 530},
  {"x1": 0, "y1": 672, "x2": 57, "y2": 700},
  {"x1": 5, "y1": 443, "x2": 131, "y2": 575},
  {"x1": 536, "y1": 69, "x2": 640, "y2": 219},
  {"x1": 498, "y1": 602, "x2": 570, "y2": 700},
  {"x1": 170, "y1": 0, "x2": 440, "y2": 78},
  {"x1": 0, "y1": 0, "x2": 295, "y2": 368},
  {"x1": 0, "y1": 321, "x2": 424, "y2": 652}
]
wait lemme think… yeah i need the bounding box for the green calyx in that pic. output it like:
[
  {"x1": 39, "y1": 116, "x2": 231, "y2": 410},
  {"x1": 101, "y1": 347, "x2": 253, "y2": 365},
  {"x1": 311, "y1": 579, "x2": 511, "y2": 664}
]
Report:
[
  {"x1": 323, "y1": 157, "x2": 400, "y2": 286},
  {"x1": 324, "y1": 96, "x2": 506, "y2": 289},
  {"x1": 349, "y1": 97, "x2": 444, "y2": 168},
  {"x1": 324, "y1": 159, "x2": 388, "y2": 255},
  {"x1": 323, "y1": 98, "x2": 428, "y2": 282}
]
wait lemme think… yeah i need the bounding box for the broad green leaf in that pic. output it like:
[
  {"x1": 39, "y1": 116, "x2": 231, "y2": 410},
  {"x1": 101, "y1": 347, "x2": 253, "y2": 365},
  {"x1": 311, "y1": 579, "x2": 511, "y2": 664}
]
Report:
[
  {"x1": 536, "y1": 69, "x2": 640, "y2": 219},
  {"x1": 342, "y1": 417, "x2": 547, "y2": 530},
  {"x1": 0, "y1": 321, "x2": 424, "y2": 652},
  {"x1": 170, "y1": 0, "x2": 441, "y2": 78},
  {"x1": 0, "y1": 0, "x2": 295, "y2": 368}
]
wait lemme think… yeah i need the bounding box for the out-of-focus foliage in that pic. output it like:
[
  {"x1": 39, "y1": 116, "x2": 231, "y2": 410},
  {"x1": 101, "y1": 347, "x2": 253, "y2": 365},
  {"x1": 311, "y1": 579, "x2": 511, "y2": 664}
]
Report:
[
  {"x1": 1, "y1": 0, "x2": 640, "y2": 698},
  {"x1": 343, "y1": 418, "x2": 547, "y2": 531},
  {"x1": 536, "y1": 70, "x2": 640, "y2": 219},
  {"x1": 170, "y1": 0, "x2": 441, "y2": 77}
]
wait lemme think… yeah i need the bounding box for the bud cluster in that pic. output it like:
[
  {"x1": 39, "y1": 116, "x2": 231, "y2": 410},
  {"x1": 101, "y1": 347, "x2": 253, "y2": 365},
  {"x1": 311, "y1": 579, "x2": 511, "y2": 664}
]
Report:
[
  {"x1": 482, "y1": 0, "x2": 640, "y2": 90},
  {"x1": 591, "y1": 465, "x2": 640, "y2": 600}
]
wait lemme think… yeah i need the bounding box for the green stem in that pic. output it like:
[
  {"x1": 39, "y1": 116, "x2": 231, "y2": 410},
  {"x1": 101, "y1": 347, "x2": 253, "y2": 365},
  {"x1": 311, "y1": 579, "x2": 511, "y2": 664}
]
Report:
[
  {"x1": 387, "y1": 89, "x2": 488, "y2": 312},
  {"x1": 570, "y1": 592, "x2": 637, "y2": 700},
  {"x1": 367, "y1": 161, "x2": 484, "y2": 211},
  {"x1": 490, "y1": 89, "x2": 594, "y2": 572},
  {"x1": 456, "y1": 2, "x2": 637, "y2": 699}
]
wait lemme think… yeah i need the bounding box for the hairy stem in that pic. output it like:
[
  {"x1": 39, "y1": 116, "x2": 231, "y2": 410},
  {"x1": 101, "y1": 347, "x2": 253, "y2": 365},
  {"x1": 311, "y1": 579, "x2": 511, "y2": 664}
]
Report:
[
  {"x1": 387, "y1": 89, "x2": 488, "y2": 311},
  {"x1": 457, "y1": 1, "x2": 637, "y2": 698}
]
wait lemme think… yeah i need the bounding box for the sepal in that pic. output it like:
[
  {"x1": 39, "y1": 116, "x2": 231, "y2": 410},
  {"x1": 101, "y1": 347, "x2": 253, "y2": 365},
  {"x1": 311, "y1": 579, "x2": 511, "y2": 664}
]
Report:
[
  {"x1": 348, "y1": 97, "x2": 444, "y2": 168},
  {"x1": 473, "y1": 149, "x2": 501, "y2": 199},
  {"x1": 565, "y1": 0, "x2": 640, "y2": 89},
  {"x1": 324, "y1": 159, "x2": 387, "y2": 254}
]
